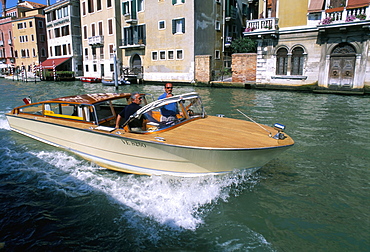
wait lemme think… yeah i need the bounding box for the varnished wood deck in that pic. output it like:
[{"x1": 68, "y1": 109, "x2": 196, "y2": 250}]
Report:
[{"x1": 9, "y1": 113, "x2": 294, "y2": 150}]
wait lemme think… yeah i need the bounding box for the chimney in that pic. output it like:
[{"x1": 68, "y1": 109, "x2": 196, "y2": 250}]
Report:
[{"x1": 1, "y1": 0, "x2": 6, "y2": 17}]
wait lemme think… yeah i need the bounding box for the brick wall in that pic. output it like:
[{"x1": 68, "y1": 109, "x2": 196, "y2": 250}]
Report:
[
  {"x1": 195, "y1": 55, "x2": 211, "y2": 83},
  {"x1": 232, "y1": 53, "x2": 257, "y2": 83}
]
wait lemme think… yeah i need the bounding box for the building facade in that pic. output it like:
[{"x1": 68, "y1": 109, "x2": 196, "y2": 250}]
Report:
[
  {"x1": 12, "y1": 8, "x2": 48, "y2": 71},
  {"x1": 80, "y1": 0, "x2": 122, "y2": 79},
  {"x1": 119, "y1": 0, "x2": 248, "y2": 83},
  {"x1": 44, "y1": 0, "x2": 83, "y2": 75},
  {"x1": 0, "y1": 16, "x2": 15, "y2": 68},
  {"x1": 243, "y1": 0, "x2": 370, "y2": 93},
  {"x1": 2, "y1": 1, "x2": 48, "y2": 72}
]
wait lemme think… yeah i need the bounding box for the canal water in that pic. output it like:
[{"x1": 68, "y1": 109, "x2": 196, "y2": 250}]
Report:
[{"x1": 0, "y1": 79, "x2": 369, "y2": 251}]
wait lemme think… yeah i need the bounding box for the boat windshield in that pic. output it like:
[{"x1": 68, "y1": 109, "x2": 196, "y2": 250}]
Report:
[{"x1": 126, "y1": 92, "x2": 205, "y2": 133}]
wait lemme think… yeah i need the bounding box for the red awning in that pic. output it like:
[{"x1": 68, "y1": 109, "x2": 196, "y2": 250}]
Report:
[
  {"x1": 308, "y1": 0, "x2": 325, "y2": 13},
  {"x1": 41, "y1": 57, "x2": 71, "y2": 69},
  {"x1": 325, "y1": 6, "x2": 344, "y2": 13},
  {"x1": 347, "y1": 0, "x2": 370, "y2": 9}
]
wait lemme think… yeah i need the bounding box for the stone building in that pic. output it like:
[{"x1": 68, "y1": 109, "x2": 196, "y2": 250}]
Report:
[
  {"x1": 242, "y1": 0, "x2": 370, "y2": 93},
  {"x1": 119, "y1": 0, "x2": 249, "y2": 83}
]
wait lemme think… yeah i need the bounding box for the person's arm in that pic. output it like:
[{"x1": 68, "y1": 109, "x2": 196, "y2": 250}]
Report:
[{"x1": 115, "y1": 114, "x2": 122, "y2": 128}]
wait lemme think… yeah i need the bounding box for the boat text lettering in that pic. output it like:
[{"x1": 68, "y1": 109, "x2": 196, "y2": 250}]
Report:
[{"x1": 121, "y1": 139, "x2": 146, "y2": 148}]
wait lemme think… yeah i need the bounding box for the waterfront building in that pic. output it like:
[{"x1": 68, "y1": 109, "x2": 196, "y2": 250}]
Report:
[
  {"x1": 0, "y1": 16, "x2": 15, "y2": 69},
  {"x1": 119, "y1": 0, "x2": 248, "y2": 83},
  {"x1": 44, "y1": 0, "x2": 83, "y2": 76},
  {"x1": 10, "y1": 1, "x2": 48, "y2": 72},
  {"x1": 80, "y1": 0, "x2": 122, "y2": 79},
  {"x1": 243, "y1": 0, "x2": 370, "y2": 93}
]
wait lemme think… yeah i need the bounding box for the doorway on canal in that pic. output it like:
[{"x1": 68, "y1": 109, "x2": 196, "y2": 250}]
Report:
[{"x1": 328, "y1": 43, "x2": 356, "y2": 90}]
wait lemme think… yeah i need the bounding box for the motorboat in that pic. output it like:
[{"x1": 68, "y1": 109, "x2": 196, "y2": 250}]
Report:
[
  {"x1": 102, "y1": 79, "x2": 131, "y2": 86},
  {"x1": 80, "y1": 77, "x2": 101, "y2": 83},
  {"x1": 5, "y1": 92, "x2": 294, "y2": 177}
]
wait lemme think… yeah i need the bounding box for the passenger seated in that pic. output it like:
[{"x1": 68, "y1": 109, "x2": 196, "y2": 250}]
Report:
[{"x1": 115, "y1": 92, "x2": 144, "y2": 131}]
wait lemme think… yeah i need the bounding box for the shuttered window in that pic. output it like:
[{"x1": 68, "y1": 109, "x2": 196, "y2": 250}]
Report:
[{"x1": 172, "y1": 18, "x2": 185, "y2": 34}]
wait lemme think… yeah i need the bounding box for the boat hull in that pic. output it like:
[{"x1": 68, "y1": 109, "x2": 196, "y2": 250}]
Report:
[
  {"x1": 102, "y1": 80, "x2": 130, "y2": 86},
  {"x1": 80, "y1": 77, "x2": 101, "y2": 83},
  {"x1": 6, "y1": 114, "x2": 293, "y2": 177}
]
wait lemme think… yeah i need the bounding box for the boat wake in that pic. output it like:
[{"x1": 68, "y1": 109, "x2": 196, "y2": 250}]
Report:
[
  {"x1": 30, "y1": 150, "x2": 260, "y2": 231},
  {"x1": 0, "y1": 115, "x2": 11, "y2": 130},
  {"x1": 1, "y1": 113, "x2": 271, "y2": 249}
]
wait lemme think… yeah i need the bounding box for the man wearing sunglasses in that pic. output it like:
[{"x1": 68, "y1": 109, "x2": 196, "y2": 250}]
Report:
[
  {"x1": 115, "y1": 92, "x2": 143, "y2": 131},
  {"x1": 158, "y1": 83, "x2": 179, "y2": 122}
]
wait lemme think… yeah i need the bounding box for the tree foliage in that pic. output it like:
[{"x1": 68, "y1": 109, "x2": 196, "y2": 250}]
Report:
[{"x1": 230, "y1": 37, "x2": 257, "y2": 53}]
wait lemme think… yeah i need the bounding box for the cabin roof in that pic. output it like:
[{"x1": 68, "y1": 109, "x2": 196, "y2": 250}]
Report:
[{"x1": 49, "y1": 93, "x2": 131, "y2": 104}]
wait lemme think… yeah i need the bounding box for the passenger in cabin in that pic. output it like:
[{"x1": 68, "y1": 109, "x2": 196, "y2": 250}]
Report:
[
  {"x1": 158, "y1": 83, "x2": 179, "y2": 122},
  {"x1": 115, "y1": 92, "x2": 143, "y2": 131}
]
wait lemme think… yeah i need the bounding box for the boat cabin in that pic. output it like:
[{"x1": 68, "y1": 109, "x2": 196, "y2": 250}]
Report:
[{"x1": 11, "y1": 92, "x2": 206, "y2": 134}]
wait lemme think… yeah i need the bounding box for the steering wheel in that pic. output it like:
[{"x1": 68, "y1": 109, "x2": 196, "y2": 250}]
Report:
[{"x1": 187, "y1": 109, "x2": 194, "y2": 116}]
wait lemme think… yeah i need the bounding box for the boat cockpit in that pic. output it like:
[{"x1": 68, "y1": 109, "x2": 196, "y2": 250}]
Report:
[
  {"x1": 13, "y1": 92, "x2": 205, "y2": 134},
  {"x1": 123, "y1": 92, "x2": 205, "y2": 133}
]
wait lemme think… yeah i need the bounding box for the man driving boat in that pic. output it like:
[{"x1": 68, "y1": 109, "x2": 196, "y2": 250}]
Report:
[
  {"x1": 115, "y1": 92, "x2": 143, "y2": 131},
  {"x1": 158, "y1": 83, "x2": 179, "y2": 122}
]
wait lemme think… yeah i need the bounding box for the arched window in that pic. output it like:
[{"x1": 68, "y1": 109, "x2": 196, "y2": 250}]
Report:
[
  {"x1": 276, "y1": 48, "x2": 288, "y2": 75},
  {"x1": 291, "y1": 47, "x2": 304, "y2": 75}
]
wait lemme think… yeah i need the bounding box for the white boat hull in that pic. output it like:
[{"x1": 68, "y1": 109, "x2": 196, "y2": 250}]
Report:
[{"x1": 6, "y1": 115, "x2": 292, "y2": 177}]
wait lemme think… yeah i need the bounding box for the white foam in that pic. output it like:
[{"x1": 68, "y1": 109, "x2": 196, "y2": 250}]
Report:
[
  {"x1": 0, "y1": 115, "x2": 11, "y2": 130},
  {"x1": 30, "y1": 150, "x2": 259, "y2": 231}
]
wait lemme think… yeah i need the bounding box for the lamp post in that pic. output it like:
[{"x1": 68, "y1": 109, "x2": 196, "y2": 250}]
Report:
[{"x1": 113, "y1": 48, "x2": 118, "y2": 90}]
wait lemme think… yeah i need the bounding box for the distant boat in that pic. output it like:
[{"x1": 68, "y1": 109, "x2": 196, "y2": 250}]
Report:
[
  {"x1": 5, "y1": 92, "x2": 294, "y2": 177},
  {"x1": 102, "y1": 79, "x2": 131, "y2": 86},
  {"x1": 4, "y1": 75, "x2": 41, "y2": 82},
  {"x1": 80, "y1": 77, "x2": 101, "y2": 83}
]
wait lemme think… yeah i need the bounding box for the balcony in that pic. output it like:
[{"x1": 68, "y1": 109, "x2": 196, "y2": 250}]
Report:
[
  {"x1": 8, "y1": 39, "x2": 12, "y2": 45},
  {"x1": 0, "y1": 41, "x2": 3, "y2": 46},
  {"x1": 119, "y1": 37, "x2": 146, "y2": 49},
  {"x1": 88, "y1": 35, "x2": 104, "y2": 46},
  {"x1": 225, "y1": 6, "x2": 237, "y2": 21},
  {"x1": 124, "y1": 14, "x2": 137, "y2": 24},
  {"x1": 323, "y1": 6, "x2": 368, "y2": 24},
  {"x1": 307, "y1": 5, "x2": 369, "y2": 27},
  {"x1": 244, "y1": 18, "x2": 279, "y2": 36}
]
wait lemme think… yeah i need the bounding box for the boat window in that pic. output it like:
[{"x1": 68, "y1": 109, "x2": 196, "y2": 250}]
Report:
[
  {"x1": 95, "y1": 96, "x2": 148, "y2": 123},
  {"x1": 43, "y1": 103, "x2": 90, "y2": 121},
  {"x1": 108, "y1": 98, "x2": 129, "y2": 115},
  {"x1": 180, "y1": 97, "x2": 204, "y2": 118},
  {"x1": 95, "y1": 101, "x2": 117, "y2": 122},
  {"x1": 19, "y1": 103, "x2": 43, "y2": 115}
]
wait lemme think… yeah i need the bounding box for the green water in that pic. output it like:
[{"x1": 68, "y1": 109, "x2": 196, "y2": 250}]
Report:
[{"x1": 0, "y1": 79, "x2": 369, "y2": 251}]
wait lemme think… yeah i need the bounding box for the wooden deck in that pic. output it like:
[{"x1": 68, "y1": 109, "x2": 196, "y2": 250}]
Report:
[{"x1": 8, "y1": 112, "x2": 294, "y2": 150}]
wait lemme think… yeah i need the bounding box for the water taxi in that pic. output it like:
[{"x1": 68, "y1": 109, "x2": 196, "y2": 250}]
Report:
[{"x1": 6, "y1": 92, "x2": 294, "y2": 176}]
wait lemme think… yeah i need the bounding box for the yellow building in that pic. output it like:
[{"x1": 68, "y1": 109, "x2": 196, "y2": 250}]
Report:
[
  {"x1": 11, "y1": 2, "x2": 48, "y2": 72},
  {"x1": 257, "y1": 0, "x2": 308, "y2": 28}
]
